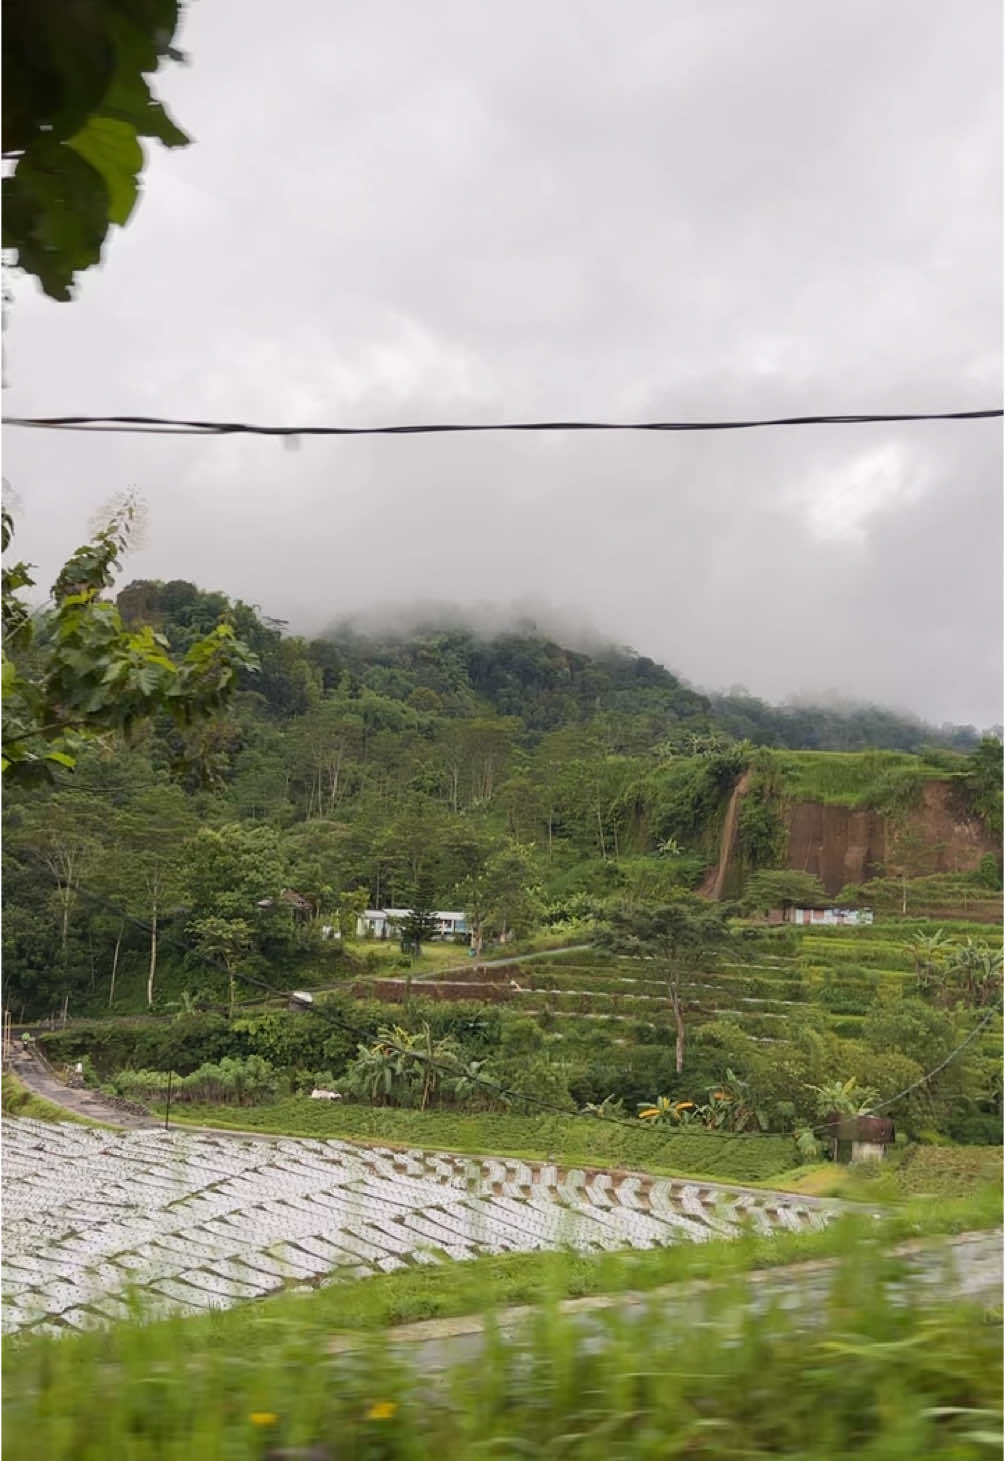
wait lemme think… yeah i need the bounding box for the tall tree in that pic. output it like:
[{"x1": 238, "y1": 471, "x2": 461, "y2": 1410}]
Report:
[
  {"x1": 598, "y1": 897, "x2": 730, "y2": 1073},
  {"x1": 399, "y1": 876, "x2": 440, "y2": 955},
  {"x1": 185, "y1": 822, "x2": 294, "y2": 986},
  {"x1": 5, "y1": 791, "x2": 105, "y2": 1015},
  {"x1": 115, "y1": 785, "x2": 196, "y2": 1006}
]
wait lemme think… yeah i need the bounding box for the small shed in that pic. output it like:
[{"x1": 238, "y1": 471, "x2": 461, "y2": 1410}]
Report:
[{"x1": 823, "y1": 1112, "x2": 895, "y2": 1163}]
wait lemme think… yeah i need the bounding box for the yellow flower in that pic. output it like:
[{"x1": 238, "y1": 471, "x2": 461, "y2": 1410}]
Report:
[
  {"x1": 367, "y1": 1401, "x2": 398, "y2": 1421},
  {"x1": 250, "y1": 1412, "x2": 278, "y2": 1427}
]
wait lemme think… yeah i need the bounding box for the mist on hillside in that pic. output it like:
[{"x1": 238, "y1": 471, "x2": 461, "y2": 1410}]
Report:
[{"x1": 306, "y1": 598, "x2": 994, "y2": 745}]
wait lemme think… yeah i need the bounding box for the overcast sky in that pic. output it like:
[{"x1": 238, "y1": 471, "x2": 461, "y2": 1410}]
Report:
[{"x1": 3, "y1": 0, "x2": 1002, "y2": 727}]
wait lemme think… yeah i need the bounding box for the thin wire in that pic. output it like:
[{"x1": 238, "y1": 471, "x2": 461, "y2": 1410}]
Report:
[
  {"x1": 5, "y1": 409, "x2": 1003, "y2": 439},
  {"x1": 865, "y1": 1006, "x2": 1000, "y2": 1115}
]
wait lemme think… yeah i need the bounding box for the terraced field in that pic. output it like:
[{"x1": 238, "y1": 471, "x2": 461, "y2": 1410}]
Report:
[
  {"x1": 2, "y1": 1116, "x2": 836, "y2": 1335},
  {"x1": 352, "y1": 922, "x2": 1003, "y2": 1056}
]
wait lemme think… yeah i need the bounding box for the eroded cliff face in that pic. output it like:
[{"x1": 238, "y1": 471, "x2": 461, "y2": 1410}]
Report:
[
  {"x1": 785, "y1": 781, "x2": 998, "y2": 895},
  {"x1": 786, "y1": 802, "x2": 884, "y2": 893}
]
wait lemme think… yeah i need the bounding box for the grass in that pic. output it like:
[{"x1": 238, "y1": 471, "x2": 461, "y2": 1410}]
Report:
[
  {"x1": 767, "y1": 749, "x2": 962, "y2": 806},
  {"x1": 777, "y1": 1147, "x2": 1003, "y2": 1201},
  {"x1": 4, "y1": 1199, "x2": 1001, "y2": 1460},
  {"x1": 0, "y1": 1071, "x2": 103, "y2": 1127},
  {"x1": 168, "y1": 1099, "x2": 798, "y2": 1183}
]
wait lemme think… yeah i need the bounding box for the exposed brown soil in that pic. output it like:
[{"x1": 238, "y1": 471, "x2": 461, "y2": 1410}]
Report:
[
  {"x1": 699, "y1": 771, "x2": 752, "y2": 898},
  {"x1": 696, "y1": 777, "x2": 999, "y2": 901},
  {"x1": 786, "y1": 780, "x2": 999, "y2": 896}
]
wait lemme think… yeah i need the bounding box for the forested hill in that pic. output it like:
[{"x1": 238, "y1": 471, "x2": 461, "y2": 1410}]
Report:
[
  {"x1": 116, "y1": 579, "x2": 983, "y2": 753},
  {"x1": 3, "y1": 574, "x2": 999, "y2": 1021}
]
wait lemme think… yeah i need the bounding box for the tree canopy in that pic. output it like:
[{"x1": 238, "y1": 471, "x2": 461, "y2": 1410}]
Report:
[{"x1": 2, "y1": 502, "x2": 258, "y2": 785}]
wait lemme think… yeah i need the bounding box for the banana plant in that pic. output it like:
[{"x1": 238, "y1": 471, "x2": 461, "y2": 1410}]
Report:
[
  {"x1": 806, "y1": 1076, "x2": 879, "y2": 1118},
  {"x1": 581, "y1": 1094, "x2": 626, "y2": 1120},
  {"x1": 637, "y1": 1096, "x2": 699, "y2": 1126}
]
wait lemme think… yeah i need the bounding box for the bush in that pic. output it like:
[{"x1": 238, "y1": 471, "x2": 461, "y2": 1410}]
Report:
[
  {"x1": 816, "y1": 965, "x2": 878, "y2": 1014},
  {"x1": 483, "y1": 1055, "x2": 576, "y2": 1115},
  {"x1": 112, "y1": 1056, "x2": 278, "y2": 1106},
  {"x1": 974, "y1": 852, "x2": 1003, "y2": 890},
  {"x1": 945, "y1": 1108, "x2": 1004, "y2": 1146},
  {"x1": 41, "y1": 1014, "x2": 251, "y2": 1077}
]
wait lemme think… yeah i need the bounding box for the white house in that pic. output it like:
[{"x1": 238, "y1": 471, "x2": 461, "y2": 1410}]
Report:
[
  {"x1": 786, "y1": 906, "x2": 874, "y2": 926},
  {"x1": 356, "y1": 908, "x2": 469, "y2": 940}
]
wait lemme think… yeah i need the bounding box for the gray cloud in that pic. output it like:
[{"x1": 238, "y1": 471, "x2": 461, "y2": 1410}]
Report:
[{"x1": 3, "y1": 0, "x2": 1001, "y2": 726}]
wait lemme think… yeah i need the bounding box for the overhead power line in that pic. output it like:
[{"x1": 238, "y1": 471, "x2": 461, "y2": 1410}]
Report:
[{"x1": 4, "y1": 408, "x2": 1002, "y2": 439}]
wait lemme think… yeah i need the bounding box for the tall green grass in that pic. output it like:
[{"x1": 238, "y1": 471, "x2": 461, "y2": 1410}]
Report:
[
  {"x1": 4, "y1": 1208, "x2": 1000, "y2": 1460},
  {"x1": 767, "y1": 749, "x2": 960, "y2": 806},
  {"x1": 0, "y1": 1072, "x2": 103, "y2": 1127}
]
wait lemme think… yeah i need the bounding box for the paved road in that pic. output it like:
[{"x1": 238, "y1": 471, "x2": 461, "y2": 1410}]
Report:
[{"x1": 5, "y1": 1045, "x2": 154, "y2": 1128}]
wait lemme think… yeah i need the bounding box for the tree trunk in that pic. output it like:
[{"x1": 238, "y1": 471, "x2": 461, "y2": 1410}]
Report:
[
  {"x1": 109, "y1": 925, "x2": 123, "y2": 1007},
  {"x1": 595, "y1": 801, "x2": 607, "y2": 860},
  {"x1": 60, "y1": 886, "x2": 71, "y2": 962},
  {"x1": 147, "y1": 903, "x2": 158, "y2": 1008},
  {"x1": 670, "y1": 988, "x2": 685, "y2": 1074}
]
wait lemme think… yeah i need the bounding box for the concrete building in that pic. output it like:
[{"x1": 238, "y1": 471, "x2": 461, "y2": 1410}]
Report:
[
  {"x1": 356, "y1": 909, "x2": 468, "y2": 940},
  {"x1": 786, "y1": 906, "x2": 874, "y2": 926}
]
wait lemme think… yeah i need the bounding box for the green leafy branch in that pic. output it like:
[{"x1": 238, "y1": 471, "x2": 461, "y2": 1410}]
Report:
[
  {"x1": 2, "y1": 0, "x2": 189, "y2": 299},
  {"x1": 2, "y1": 498, "x2": 259, "y2": 783}
]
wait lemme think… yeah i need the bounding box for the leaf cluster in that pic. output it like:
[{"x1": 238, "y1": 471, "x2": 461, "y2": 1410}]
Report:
[{"x1": 3, "y1": 0, "x2": 189, "y2": 298}]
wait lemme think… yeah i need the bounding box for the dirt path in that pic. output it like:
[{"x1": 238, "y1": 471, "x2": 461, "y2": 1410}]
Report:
[
  {"x1": 4, "y1": 1045, "x2": 155, "y2": 1128},
  {"x1": 700, "y1": 769, "x2": 752, "y2": 899}
]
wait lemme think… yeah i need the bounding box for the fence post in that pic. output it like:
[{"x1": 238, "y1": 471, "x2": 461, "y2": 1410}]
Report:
[{"x1": 165, "y1": 1069, "x2": 173, "y2": 1131}]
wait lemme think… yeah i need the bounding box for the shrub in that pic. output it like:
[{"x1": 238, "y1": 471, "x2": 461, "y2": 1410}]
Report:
[
  {"x1": 41, "y1": 1015, "x2": 251, "y2": 1077},
  {"x1": 484, "y1": 1055, "x2": 575, "y2": 1115},
  {"x1": 817, "y1": 965, "x2": 878, "y2": 1015},
  {"x1": 112, "y1": 1056, "x2": 278, "y2": 1106}
]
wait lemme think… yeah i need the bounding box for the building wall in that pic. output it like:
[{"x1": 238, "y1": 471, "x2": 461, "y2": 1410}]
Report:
[{"x1": 787, "y1": 907, "x2": 874, "y2": 926}]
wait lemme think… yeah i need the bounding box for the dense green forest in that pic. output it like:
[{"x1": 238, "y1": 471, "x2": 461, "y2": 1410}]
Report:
[{"x1": 3, "y1": 575, "x2": 1001, "y2": 1024}]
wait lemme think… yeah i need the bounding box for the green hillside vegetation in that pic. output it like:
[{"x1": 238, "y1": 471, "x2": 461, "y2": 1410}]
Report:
[
  {"x1": 5, "y1": 577, "x2": 1001, "y2": 1182},
  {"x1": 0, "y1": 1071, "x2": 101, "y2": 1126},
  {"x1": 766, "y1": 749, "x2": 964, "y2": 807},
  {"x1": 38, "y1": 916, "x2": 1002, "y2": 1174}
]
